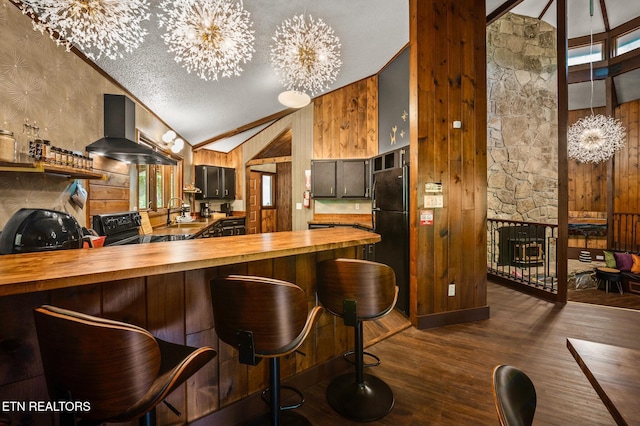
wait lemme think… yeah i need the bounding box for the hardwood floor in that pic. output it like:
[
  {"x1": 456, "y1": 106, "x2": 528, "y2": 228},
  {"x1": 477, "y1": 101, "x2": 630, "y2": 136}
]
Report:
[{"x1": 289, "y1": 281, "x2": 637, "y2": 425}]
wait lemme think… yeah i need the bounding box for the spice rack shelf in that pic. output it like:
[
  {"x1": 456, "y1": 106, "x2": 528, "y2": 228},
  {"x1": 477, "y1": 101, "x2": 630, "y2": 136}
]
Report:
[{"x1": 0, "y1": 161, "x2": 106, "y2": 180}]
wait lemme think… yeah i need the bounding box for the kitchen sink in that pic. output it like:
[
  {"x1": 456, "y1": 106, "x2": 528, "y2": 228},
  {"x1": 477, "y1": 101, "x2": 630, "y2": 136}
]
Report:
[{"x1": 168, "y1": 222, "x2": 203, "y2": 228}]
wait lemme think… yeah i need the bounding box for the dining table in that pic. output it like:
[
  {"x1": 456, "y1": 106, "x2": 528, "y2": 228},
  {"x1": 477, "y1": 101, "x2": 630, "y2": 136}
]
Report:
[{"x1": 567, "y1": 338, "x2": 640, "y2": 426}]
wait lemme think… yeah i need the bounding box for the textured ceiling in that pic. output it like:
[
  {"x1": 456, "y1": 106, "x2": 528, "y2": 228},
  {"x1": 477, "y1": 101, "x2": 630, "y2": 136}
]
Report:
[
  {"x1": 82, "y1": 1, "x2": 640, "y2": 152},
  {"x1": 90, "y1": 0, "x2": 409, "y2": 152}
]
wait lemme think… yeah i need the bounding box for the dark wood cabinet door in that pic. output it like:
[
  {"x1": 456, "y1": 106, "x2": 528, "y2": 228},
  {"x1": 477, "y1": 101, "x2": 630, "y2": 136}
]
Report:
[
  {"x1": 341, "y1": 160, "x2": 368, "y2": 198},
  {"x1": 311, "y1": 161, "x2": 337, "y2": 198}
]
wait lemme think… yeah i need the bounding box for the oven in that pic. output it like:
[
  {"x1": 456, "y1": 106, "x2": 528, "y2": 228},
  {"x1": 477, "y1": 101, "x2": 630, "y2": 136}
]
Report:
[{"x1": 92, "y1": 211, "x2": 192, "y2": 246}]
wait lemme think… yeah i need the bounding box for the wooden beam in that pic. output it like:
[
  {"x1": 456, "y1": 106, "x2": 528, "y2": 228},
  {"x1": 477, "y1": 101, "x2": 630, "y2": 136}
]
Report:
[
  {"x1": 605, "y1": 76, "x2": 616, "y2": 249},
  {"x1": 538, "y1": 0, "x2": 554, "y2": 20},
  {"x1": 245, "y1": 156, "x2": 292, "y2": 166},
  {"x1": 486, "y1": 0, "x2": 525, "y2": 25},
  {"x1": 192, "y1": 109, "x2": 295, "y2": 151}
]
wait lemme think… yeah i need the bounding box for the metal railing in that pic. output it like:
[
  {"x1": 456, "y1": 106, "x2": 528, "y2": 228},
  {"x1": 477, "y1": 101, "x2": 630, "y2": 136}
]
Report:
[
  {"x1": 612, "y1": 213, "x2": 640, "y2": 253},
  {"x1": 487, "y1": 219, "x2": 558, "y2": 295}
]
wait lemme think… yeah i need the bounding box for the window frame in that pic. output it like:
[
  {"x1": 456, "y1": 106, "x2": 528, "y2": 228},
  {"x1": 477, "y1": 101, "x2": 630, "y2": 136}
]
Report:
[{"x1": 135, "y1": 131, "x2": 183, "y2": 212}]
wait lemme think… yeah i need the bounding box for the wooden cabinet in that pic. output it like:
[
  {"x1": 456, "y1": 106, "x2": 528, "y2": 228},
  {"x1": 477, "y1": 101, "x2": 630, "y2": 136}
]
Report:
[
  {"x1": 311, "y1": 159, "x2": 370, "y2": 199},
  {"x1": 371, "y1": 147, "x2": 409, "y2": 175},
  {"x1": 311, "y1": 160, "x2": 337, "y2": 198},
  {"x1": 195, "y1": 165, "x2": 235, "y2": 200}
]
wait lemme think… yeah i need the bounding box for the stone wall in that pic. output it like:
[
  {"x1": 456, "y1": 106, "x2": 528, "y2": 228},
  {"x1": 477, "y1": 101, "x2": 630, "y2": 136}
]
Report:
[{"x1": 487, "y1": 13, "x2": 558, "y2": 223}]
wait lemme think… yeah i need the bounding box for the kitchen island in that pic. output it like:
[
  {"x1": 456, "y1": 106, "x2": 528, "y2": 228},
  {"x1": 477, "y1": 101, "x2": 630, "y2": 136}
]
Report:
[{"x1": 0, "y1": 228, "x2": 380, "y2": 425}]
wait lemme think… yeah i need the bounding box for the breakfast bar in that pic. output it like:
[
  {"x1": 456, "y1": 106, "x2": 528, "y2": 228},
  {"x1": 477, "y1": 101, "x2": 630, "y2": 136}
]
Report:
[{"x1": 0, "y1": 228, "x2": 380, "y2": 424}]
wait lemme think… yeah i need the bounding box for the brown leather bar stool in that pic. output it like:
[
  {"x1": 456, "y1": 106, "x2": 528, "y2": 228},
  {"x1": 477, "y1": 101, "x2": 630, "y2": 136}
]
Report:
[
  {"x1": 316, "y1": 258, "x2": 398, "y2": 422},
  {"x1": 210, "y1": 275, "x2": 323, "y2": 426},
  {"x1": 33, "y1": 305, "x2": 216, "y2": 426},
  {"x1": 492, "y1": 365, "x2": 537, "y2": 426}
]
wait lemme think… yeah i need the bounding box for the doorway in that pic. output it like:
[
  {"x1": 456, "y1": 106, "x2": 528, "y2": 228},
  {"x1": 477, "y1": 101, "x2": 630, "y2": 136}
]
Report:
[{"x1": 245, "y1": 129, "x2": 292, "y2": 234}]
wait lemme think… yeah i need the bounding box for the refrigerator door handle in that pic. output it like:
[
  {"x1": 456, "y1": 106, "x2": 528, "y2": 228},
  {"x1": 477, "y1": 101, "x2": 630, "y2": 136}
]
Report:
[{"x1": 372, "y1": 207, "x2": 379, "y2": 230}]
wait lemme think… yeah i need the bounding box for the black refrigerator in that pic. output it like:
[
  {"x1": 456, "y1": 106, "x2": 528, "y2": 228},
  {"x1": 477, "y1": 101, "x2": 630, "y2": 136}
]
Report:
[{"x1": 372, "y1": 166, "x2": 409, "y2": 316}]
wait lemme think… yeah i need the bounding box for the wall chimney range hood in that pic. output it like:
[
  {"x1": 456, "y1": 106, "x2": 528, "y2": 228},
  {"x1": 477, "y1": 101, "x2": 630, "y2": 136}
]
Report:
[{"x1": 86, "y1": 94, "x2": 177, "y2": 165}]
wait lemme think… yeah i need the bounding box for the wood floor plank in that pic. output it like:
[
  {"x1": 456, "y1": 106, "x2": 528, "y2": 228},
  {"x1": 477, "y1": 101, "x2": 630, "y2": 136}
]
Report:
[{"x1": 293, "y1": 281, "x2": 628, "y2": 425}]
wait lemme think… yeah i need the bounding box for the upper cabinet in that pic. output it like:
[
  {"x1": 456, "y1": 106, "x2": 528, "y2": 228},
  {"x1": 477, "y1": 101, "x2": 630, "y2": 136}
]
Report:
[
  {"x1": 311, "y1": 159, "x2": 370, "y2": 199},
  {"x1": 194, "y1": 165, "x2": 236, "y2": 200}
]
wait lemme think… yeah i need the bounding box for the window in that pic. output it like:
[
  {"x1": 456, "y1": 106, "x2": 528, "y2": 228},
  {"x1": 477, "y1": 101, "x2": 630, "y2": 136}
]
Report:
[
  {"x1": 261, "y1": 173, "x2": 276, "y2": 208},
  {"x1": 568, "y1": 42, "x2": 604, "y2": 66},
  {"x1": 137, "y1": 163, "x2": 179, "y2": 210},
  {"x1": 616, "y1": 27, "x2": 640, "y2": 56},
  {"x1": 135, "y1": 132, "x2": 182, "y2": 211}
]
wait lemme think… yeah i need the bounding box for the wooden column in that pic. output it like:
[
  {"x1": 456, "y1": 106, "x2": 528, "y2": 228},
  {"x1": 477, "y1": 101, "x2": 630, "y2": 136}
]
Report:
[
  {"x1": 409, "y1": 0, "x2": 489, "y2": 329},
  {"x1": 557, "y1": 0, "x2": 569, "y2": 303}
]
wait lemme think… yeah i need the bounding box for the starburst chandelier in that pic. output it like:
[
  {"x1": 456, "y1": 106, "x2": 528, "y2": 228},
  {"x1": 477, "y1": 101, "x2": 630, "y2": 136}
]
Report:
[
  {"x1": 11, "y1": 0, "x2": 150, "y2": 60},
  {"x1": 567, "y1": 0, "x2": 625, "y2": 164},
  {"x1": 271, "y1": 14, "x2": 342, "y2": 106},
  {"x1": 158, "y1": 0, "x2": 255, "y2": 81}
]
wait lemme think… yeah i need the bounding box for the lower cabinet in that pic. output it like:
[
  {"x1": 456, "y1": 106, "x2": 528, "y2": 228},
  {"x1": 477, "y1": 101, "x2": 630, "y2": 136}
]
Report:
[{"x1": 194, "y1": 217, "x2": 246, "y2": 238}]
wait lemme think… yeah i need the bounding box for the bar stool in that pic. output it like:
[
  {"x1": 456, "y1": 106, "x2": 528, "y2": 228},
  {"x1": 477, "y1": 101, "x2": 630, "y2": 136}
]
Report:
[
  {"x1": 210, "y1": 275, "x2": 323, "y2": 426},
  {"x1": 595, "y1": 267, "x2": 623, "y2": 294},
  {"x1": 316, "y1": 258, "x2": 398, "y2": 422},
  {"x1": 33, "y1": 305, "x2": 216, "y2": 426}
]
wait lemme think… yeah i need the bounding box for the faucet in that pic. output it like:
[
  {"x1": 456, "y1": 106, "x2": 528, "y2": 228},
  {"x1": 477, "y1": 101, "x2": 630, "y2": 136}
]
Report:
[{"x1": 166, "y1": 197, "x2": 184, "y2": 225}]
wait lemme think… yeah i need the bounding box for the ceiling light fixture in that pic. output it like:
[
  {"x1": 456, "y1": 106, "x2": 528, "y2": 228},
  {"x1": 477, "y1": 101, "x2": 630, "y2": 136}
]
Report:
[
  {"x1": 11, "y1": 0, "x2": 150, "y2": 60},
  {"x1": 567, "y1": 0, "x2": 625, "y2": 164},
  {"x1": 271, "y1": 14, "x2": 342, "y2": 107},
  {"x1": 162, "y1": 130, "x2": 184, "y2": 153},
  {"x1": 158, "y1": 0, "x2": 255, "y2": 81}
]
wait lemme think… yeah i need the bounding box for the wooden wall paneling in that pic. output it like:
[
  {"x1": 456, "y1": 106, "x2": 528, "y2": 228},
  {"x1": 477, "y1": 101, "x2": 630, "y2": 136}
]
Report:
[
  {"x1": 88, "y1": 155, "x2": 131, "y2": 219},
  {"x1": 50, "y1": 283, "x2": 102, "y2": 316},
  {"x1": 568, "y1": 107, "x2": 608, "y2": 215},
  {"x1": 0, "y1": 292, "x2": 48, "y2": 387},
  {"x1": 145, "y1": 272, "x2": 186, "y2": 425},
  {"x1": 276, "y1": 162, "x2": 292, "y2": 232},
  {"x1": 432, "y1": 0, "x2": 450, "y2": 315},
  {"x1": 411, "y1": 0, "x2": 487, "y2": 327},
  {"x1": 101, "y1": 277, "x2": 146, "y2": 328},
  {"x1": 312, "y1": 97, "x2": 325, "y2": 159},
  {"x1": 245, "y1": 259, "x2": 272, "y2": 392},
  {"x1": 366, "y1": 76, "x2": 379, "y2": 158},
  {"x1": 615, "y1": 102, "x2": 630, "y2": 212},
  {"x1": 412, "y1": 0, "x2": 436, "y2": 320},
  {"x1": 312, "y1": 77, "x2": 378, "y2": 160},
  {"x1": 185, "y1": 269, "x2": 215, "y2": 335},
  {"x1": 470, "y1": 0, "x2": 488, "y2": 308},
  {"x1": 629, "y1": 101, "x2": 639, "y2": 213},
  {"x1": 260, "y1": 209, "x2": 276, "y2": 233},
  {"x1": 293, "y1": 253, "x2": 318, "y2": 375},
  {"x1": 0, "y1": 376, "x2": 52, "y2": 425},
  {"x1": 186, "y1": 328, "x2": 219, "y2": 422}
]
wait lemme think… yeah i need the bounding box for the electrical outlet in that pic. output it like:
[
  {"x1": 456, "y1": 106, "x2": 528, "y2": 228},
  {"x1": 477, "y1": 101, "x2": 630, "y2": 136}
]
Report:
[
  {"x1": 596, "y1": 255, "x2": 604, "y2": 260},
  {"x1": 355, "y1": 203, "x2": 360, "y2": 210},
  {"x1": 448, "y1": 283, "x2": 455, "y2": 296}
]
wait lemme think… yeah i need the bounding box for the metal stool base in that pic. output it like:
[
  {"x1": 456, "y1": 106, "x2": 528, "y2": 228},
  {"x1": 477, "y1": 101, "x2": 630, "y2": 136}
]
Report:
[{"x1": 325, "y1": 372, "x2": 394, "y2": 422}]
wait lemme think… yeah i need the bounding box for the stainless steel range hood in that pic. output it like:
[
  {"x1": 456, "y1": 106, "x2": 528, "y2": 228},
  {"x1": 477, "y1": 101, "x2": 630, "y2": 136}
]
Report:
[{"x1": 86, "y1": 94, "x2": 177, "y2": 165}]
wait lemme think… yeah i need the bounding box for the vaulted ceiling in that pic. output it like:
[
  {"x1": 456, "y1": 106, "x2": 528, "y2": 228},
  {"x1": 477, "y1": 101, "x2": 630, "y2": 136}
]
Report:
[{"x1": 19, "y1": 1, "x2": 640, "y2": 152}]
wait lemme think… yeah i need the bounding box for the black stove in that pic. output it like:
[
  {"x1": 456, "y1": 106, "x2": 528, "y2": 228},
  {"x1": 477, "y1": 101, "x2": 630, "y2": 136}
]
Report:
[{"x1": 92, "y1": 211, "x2": 191, "y2": 246}]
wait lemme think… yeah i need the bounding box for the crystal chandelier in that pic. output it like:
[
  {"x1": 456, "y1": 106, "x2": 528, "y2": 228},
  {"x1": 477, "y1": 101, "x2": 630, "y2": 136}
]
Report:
[
  {"x1": 270, "y1": 14, "x2": 342, "y2": 104},
  {"x1": 158, "y1": 0, "x2": 255, "y2": 81},
  {"x1": 567, "y1": 0, "x2": 625, "y2": 164},
  {"x1": 11, "y1": 0, "x2": 150, "y2": 60}
]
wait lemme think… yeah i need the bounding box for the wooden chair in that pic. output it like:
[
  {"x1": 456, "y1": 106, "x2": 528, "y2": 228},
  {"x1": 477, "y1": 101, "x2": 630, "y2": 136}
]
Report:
[
  {"x1": 492, "y1": 365, "x2": 537, "y2": 426},
  {"x1": 33, "y1": 305, "x2": 216, "y2": 426},
  {"x1": 210, "y1": 275, "x2": 323, "y2": 426},
  {"x1": 316, "y1": 258, "x2": 398, "y2": 422}
]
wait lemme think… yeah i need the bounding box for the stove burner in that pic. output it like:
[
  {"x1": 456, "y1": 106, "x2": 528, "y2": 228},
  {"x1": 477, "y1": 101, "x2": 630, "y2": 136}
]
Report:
[{"x1": 92, "y1": 212, "x2": 192, "y2": 246}]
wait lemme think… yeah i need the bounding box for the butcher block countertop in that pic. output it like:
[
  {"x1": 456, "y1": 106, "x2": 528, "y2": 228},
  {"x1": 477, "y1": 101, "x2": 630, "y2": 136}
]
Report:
[{"x1": 0, "y1": 228, "x2": 380, "y2": 297}]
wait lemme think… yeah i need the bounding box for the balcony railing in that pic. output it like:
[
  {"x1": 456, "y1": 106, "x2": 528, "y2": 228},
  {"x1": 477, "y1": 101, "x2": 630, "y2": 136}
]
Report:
[
  {"x1": 612, "y1": 213, "x2": 640, "y2": 253},
  {"x1": 487, "y1": 219, "x2": 558, "y2": 297}
]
